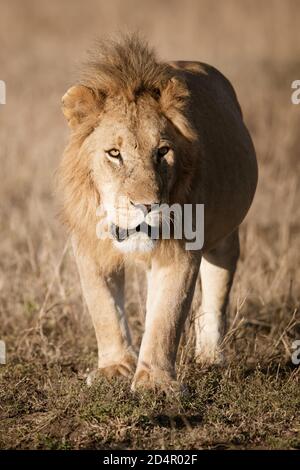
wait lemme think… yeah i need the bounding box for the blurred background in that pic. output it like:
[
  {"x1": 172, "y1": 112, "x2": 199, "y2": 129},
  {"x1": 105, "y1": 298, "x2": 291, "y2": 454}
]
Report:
[
  {"x1": 1, "y1": 0, "x2": 299, "y2": 234},
  {"x1": 0, "y1": 0, "x2": 299, "y2": 449}
]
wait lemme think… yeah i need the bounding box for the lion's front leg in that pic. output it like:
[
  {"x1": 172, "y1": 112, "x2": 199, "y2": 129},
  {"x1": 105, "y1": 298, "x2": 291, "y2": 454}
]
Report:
[
  {"x1": 132, "y1": 251, "x2": 201, "y2": 391},
  {"x1": 73, "y1": 241, "x2": 136, "y2": 384}
]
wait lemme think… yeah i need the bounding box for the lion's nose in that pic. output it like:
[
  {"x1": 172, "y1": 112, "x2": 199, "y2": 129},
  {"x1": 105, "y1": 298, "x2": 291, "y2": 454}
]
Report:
[{"x1": 129, "y1": 201, "x2": 161, "y2": 213}]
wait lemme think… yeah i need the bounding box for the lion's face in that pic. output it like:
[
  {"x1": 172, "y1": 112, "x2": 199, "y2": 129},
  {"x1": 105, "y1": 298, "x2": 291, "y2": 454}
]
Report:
[
  {"x1": 62, "y1": 59, "x2": 195, "y2": 254},
  {"x1": 83, "y1": 96, "x2": 178, "y2": 252}
]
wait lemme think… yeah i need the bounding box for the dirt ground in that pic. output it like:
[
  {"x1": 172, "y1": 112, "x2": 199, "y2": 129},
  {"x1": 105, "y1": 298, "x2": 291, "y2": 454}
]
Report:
[{"x1": 0, "y1": 0, "x2": 299, "y2": 449}]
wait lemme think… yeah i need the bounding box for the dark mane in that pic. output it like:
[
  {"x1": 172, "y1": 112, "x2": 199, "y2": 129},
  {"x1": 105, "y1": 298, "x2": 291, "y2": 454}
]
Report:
[
  {"x1": 77, "y1": 34, "x2": 196, "y2": 141},
  {"x1": 80, "y1": 34, "x2": 173, "y2": 100}
]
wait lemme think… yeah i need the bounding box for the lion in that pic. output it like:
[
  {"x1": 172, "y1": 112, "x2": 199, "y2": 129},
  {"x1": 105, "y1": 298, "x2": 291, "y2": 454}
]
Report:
[{"x1": 58, "y1": 35, "x2": 257, "y2": 391}]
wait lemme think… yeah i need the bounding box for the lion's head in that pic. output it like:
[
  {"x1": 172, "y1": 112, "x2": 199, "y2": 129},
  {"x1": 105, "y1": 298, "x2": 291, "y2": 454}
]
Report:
[{"x1": 60, "y1": 35, "x2": 196, "y2": 255}]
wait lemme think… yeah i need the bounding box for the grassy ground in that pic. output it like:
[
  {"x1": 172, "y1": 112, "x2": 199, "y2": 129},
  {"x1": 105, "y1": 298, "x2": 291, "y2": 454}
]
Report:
[
  {"x1": 0, "y1": 0, "x2": 300, "y2": 449},
  {"x1": 1, "y1": 363, "x2": 300, "y2": 449}
]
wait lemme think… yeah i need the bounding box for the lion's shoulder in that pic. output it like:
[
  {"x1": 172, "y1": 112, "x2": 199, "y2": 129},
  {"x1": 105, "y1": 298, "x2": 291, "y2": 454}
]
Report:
[{"x1": 168, "y1": 60, "x2": 242, "y2": 116}]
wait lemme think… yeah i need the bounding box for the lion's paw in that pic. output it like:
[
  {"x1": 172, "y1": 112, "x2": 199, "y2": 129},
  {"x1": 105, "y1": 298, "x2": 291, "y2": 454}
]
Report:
[
  {"x1": 87, "y1": 353, "x2": 137, "y2": 386},
  {"x1": 195, "y1": 349, "x2": 224, "y2": 367},
  {"x1": 131, "y1": 367, "x2": 180, "y2": 393}
]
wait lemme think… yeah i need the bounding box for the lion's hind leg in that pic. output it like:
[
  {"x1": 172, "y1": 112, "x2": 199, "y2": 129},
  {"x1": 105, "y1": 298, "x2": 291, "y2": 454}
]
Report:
[{"x1": 194, "y1": 230, "x2": 240, "y2": 365}]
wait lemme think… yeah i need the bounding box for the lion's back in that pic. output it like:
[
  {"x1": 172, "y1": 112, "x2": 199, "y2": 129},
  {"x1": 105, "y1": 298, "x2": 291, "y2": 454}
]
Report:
[
  {"x1": 169, "y1": 60, "x2": 258, "y2": 249},
  {"x1": 169, "y1": 61, "x2": 242, "y2": 116}
]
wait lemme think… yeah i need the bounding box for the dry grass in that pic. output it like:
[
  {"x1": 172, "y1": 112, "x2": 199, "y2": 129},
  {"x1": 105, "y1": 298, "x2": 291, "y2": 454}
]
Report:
[{"x1": 0, "y1": 0, "x2": 300, "y2": 449}]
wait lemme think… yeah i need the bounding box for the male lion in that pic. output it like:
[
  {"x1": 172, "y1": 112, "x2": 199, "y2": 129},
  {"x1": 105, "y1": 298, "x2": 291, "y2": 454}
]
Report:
[{"x1": 59, "y1": 35, "x2": 257, "y2": 390}]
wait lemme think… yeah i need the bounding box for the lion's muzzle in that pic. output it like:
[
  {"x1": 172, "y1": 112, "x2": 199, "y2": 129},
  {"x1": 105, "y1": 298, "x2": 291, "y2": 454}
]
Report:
[{"x1": 110, "y1": 221, "x2": 159, "y2": 242}]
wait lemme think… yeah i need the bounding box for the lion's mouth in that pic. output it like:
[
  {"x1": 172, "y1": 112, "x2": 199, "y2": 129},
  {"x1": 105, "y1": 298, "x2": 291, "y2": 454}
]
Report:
[{"x1": 110, "y1": 222, "x2": 158, "y2": 242}]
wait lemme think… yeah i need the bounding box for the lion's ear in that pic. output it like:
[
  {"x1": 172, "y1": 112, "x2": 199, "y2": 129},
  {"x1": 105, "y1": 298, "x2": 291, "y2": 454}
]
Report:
[
  {"x1": 160, "y1": 77, "x2": 197, "y2": 142},
  {"x1": 62, "y1": 85, "x2": 99, "y2": 130}
]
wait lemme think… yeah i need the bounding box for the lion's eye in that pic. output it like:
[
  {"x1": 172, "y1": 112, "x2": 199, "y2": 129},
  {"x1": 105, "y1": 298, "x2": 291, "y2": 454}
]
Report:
[
  {"x1": 157, "y1": 146, "x2": 170, "y2": 161},
  {"x1": 106, "y1": 149, "x2": 121, "y2": 159}
]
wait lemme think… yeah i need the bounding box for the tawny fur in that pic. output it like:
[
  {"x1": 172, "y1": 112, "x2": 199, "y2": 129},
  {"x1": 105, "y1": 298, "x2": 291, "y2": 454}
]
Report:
[
  {"x1": 59, "y1": 35, "x2": 198, "y2": 272},
  {"x1": 58, "y1": 34, "x2": 257, "y2": 390}
]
